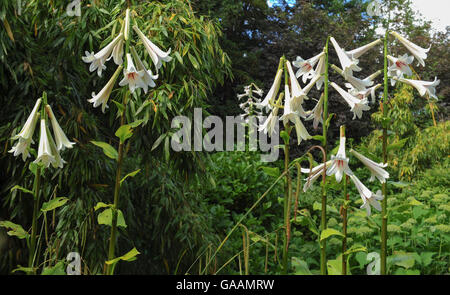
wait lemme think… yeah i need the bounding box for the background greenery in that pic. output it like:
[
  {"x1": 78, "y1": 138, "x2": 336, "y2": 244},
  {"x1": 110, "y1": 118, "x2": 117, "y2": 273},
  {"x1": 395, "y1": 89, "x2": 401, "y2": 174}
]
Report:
[{"x1": 0, "y1": 0, "x2": 448, "y2": 274}]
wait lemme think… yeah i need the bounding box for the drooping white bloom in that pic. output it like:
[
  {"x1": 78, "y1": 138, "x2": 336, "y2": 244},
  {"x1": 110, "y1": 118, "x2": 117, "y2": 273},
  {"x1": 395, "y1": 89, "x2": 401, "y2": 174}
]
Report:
[
  {"x1": 330, "y1": 37, "x2": 362, "y2": 80},
  {"x1": 46, "y1": 105, "x2": 75, "y2": 151},
  {"x1": 394, "y1": 77, "x2": 440, "y2": 99},
  {"x1": 130, "y1": 47, "x2": 159, "y2": 94},
  {"x1": 280, "y1": 85, "x2": 311, "y2": 145},
  {"x1": 111, "y1": 37, "x2": 124, "y2": 66},
  {"x1": 301, "y1": 160, "x2": 332, "y2": 192},
  {"x1": 305, "y1": 94, "x2": 323, "y2": 130},
  {"x1": 326, "y1": 134, "x2": 353, "y2": 183},
  {"x1": 9, "y1": 138, "x2": 34, "y2": 162},
  {"x1": 46, "y1": 124, "x2": 66, "y2": 169},
  {"x1": 350, "y1": 149, "x2": 389, "y2": 183},
  {"x1": 332, "y1": 64, "x2": 374, "y2": 91},
  {"x1": 347, "y1": 83, "x2": 382, "y2": 104},
  {"x1": 346, "y1": 39, "x2": 382, "y2": 61},
  {"x1": 286, "y1": 60, "x2": 317, "y2": 113},
  {"x1": 259, "y1": 105, "x2": 280, "y2": 137},
  {"x1": 258, "y1": 69, "x2": 283, "y2": 111},
  {"x1": 331, "y1": 82, "x2": 371, "y2": 119},
  {"x1": 292, "y1": 52, "x2": 324, "y2": 83},
  {"x1": 119, "y1": 54, "x2": 146, "y2": 93},
  {"x1": 34, "y1": 119, "x2": 55, "y2": 168},
  {"x1": 313, "y1": 54, "x2": 326, "y2": 90},
  {"x1": 88, "y1": 65, "x2": 123, "y2": 113},
  {"x1": 367, "y1": 0, "x2": 382, "y2": 17},
  {"x1": 349, "y1": 174, "x2": 383, "y2": 216},
  {"x1": 390, "y1": 31, "x2": 430, "y2": 67},
  {"x1": 387, "y1": 54, "x2": 413, "y2": 80},
  {"x1": 12, "y1": 99, "x2": 41, "y2": 142},
  {"x1": 133, "y1": 25, "x2": 172, "y2": 71},
  {"x1": 82, "y1": 33, "x2": 124, "y2": 77}
]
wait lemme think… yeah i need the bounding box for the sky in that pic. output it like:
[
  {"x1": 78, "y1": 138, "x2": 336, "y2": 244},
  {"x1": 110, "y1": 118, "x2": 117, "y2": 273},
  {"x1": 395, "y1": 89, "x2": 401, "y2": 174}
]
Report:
[{"x1": 267, "y1": 0, "x2": 449, "y2": 33}]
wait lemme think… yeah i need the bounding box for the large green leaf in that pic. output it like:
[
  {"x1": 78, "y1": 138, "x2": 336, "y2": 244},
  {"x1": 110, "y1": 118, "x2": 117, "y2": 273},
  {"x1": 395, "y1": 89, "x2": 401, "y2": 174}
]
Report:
[
  {"x1": 320, "y1": 228, "x2": 344, "y2": 241},
  {"x1": 41, "y1": 197, "x2": 69, "y2": 212},
  {"x1": 97, "y1": 208, "x2": 127, "y2": 228},
  {"x1": 90, "y1": 141, "x2": 118, "y2": 160},
  {"x1": 0, "y1": 220, "x2": 29, "y2": 239}
]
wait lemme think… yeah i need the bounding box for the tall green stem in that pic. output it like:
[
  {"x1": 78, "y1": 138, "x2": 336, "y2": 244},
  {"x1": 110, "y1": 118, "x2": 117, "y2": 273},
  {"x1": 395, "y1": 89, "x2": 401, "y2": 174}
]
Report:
[
  {"x1": 381, "y1": 28, "x2": 389, "y2": 275},
  {"x1": 320, "y1": 36, "x2": 330, "y2": 275},
  {"x1": 341, "y1": 126, "x2": 348, "y2": 275},
  {"x1": 28, "y1": 166, "x2": 41, "y2": 271},
  {"x1": 106, "y1": 8, "x2": 131, "y2": 275}
]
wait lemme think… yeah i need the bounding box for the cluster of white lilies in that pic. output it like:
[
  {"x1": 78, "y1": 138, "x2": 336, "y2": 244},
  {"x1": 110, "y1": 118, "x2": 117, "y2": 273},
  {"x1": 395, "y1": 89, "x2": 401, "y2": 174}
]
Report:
[
  {"x1": 254, "y1": 3, "x2": 439, "y2": 215},
  {"x1": 9, "y1": 96, "x2": 75, "y2": 168},
  {"x1": 82, "y1": 9, "x2": 172, "y2": 113}
]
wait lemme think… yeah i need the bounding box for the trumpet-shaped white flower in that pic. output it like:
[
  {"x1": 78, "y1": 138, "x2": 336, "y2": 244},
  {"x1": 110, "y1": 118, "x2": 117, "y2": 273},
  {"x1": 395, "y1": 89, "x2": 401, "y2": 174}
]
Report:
[
  {"x1": 111, "y1": 37, "x2": 124, "y2": 66},
  {"x1": 346, "y1": 39, "x2": 382, "y2": 61},
  {"x1": 301, "y1": 160, "x2": 332, "y2": 192},
  {"x1": 34, "y1": 119, "x2": 55, "y2": 168},
  {"x1": 292, "y1": 52, "x2": 324, "y2": 83},
  {"x1": 46, "y1": 124, "x2": 66, "y2": 169},
  {"x1": 347, "y1": 83, "x2": 382, "y2": 104},
  {"x1": 280, "y1": 85, "x2": 311, "y2": 145},
  {"x1": 119, "y1": 54, "x2": 146, "y2": 93},
  {"x1": 259, "y1": 105, "x2": 280, "y2": 137},
  {"x1": 258, "y1": 69, "x2": 283, "y2": 111},
  {"x1": 331, "y1": 82, "x2": 371, "y2": 119},
  {"x1": 133, "y1": 25, "x2": 172, "y2": 71},
  {"x1": 12, "y1": 99, "x2": 41, "y2": 142},
  {"x1": 9, "y1": 138, "x2": 33, "y2": 162},
  {"x1": 350, "y1": 174, "x2": 383, "y2": 216},
  {"x1": 350, "y1": 149, "x2": 389, "y2": 183},
  {"x1": 367, "y1": 0, "x2": 382, "y2": 17},
  {"x1": 330, "y1": 37, "x2": 362, "y2": 79},
  {"x1": 388, "y1": 54, "x2": 413, "y2": 80},
  {"x1": 82, "y1": 33, "x2": 124, "y2": 77},
  {"x1": 130, "y1": 47, "x2": 159, "y2": 94},
  {"x1": 46, "y1": 105, "x2": 75, "y2": 151},
  {"x1": 88, "y1": 65, "x2": 123, "y2": 113},
  {"x1": 313, "y1": 54, "x2": 326, "y2": 90},
  {"x1": 390, "y1": 31, "x2": 430, "y2": 67},
  {"x1": 333, "y1": 64, "x2": 374, "y2": 91},
  {"x1": 326, "y1": 134, "x2": 353, "y2": 183},
  {"x1": 394, "y1": 77, "x2": 440, "y2": 99},
  {"x1": 305, "y1": 94, "x2": 323, "y2": 130},
  {"x1": 286, "y1": 61, "x2": 317, "y2": 113}
]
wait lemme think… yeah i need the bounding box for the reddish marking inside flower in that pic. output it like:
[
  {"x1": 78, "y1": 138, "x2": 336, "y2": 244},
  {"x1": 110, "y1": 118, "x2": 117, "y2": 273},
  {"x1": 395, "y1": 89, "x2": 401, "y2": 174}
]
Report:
[
  {"x1": 127, "y1": 72, "x2": 137, "y2": 80},
  {"x1": 337, "y1": 159, "x2": 344, "y2": 168},
  {"x1": 303, "y1": 63, "x2": 312, "y2": 71},
  {"x1": 395, "y1": 61, "x2": 406, "y2": 69}
]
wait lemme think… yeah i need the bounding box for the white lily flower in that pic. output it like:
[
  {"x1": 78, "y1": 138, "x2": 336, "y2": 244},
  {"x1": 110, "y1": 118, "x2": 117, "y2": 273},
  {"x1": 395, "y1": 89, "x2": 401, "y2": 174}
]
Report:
[
  {"x1": 252, "y1": 85, "x2": 264, "y2": 97},
  {"x1": 332, "y1": 64, "x2": 373, "y2": 91},
  {"x1": 258, "y1": 69, "x2": 283, "y2": 111},
  {"x1": 82, "y1": 33, "x2": 124, "y2": 77},
  {"x1": 111, "y1": 37, "x2": 124, "y2": 66},
  {"x1": 12, "y1": 99, "x2": 41, "y2": 142},
  {"x1": 301, "y1": 160, "x2": 332, "y2": 192},
  {"x1": 305, "y1": 94, "x2": 323, "y2": 130},
  {"x1": 387, "y1": 54, "x2": 413, "y2": 80},
  {"x1": 350, "y1": 149, "x2": 389, "y2": 183},
  {"x1": 330, "y1": 37, "x2": 362, "y2": 79},
  {"x1": 238, "y1": 85, "x2": 252, "y2": 99},
  {"x1": 46, "y1": 124, "x2": 66, "y2": 169},
  {"x1": 88, "y1": 65, "x2": 123, "y2": 113},
  {"x1": 286, "y1": 60, "x2": 317, "y2": 113},
  {"x1": 313, "y1": 54, "x2": 326, "y2": 90},
  {"x1": 280, "y1": 85, "x2": 311, "y2": 145},
  {"x1": 346, "y1": 39, "x2": 382, "y2": 61},
  {"x1": 259, "y1": 106, "x2": 279, "y2": 137},
  {"x1": 9, "y1": 138, "x2": 34, "y2": 162},
  {"x1": 130, "y1": 47, "x2": 159, "y2": 94},
  {"x1": 326, "y1": 134, "x2": 353, "y2": 183},
  {"x1": 347, "y1": 83, "x2": 382, "y2": 104},
  {"x1": 46, "y1": 105, "x2": 75, "y2": 151},
  {"x1": 349, "y1": 174, "x2": 383, "y2": 216},
  {"x1": 331, "y1": 82, "x2": 371, "y2": 119},
  {"x1": 394, "y1": 77, "x2": 440, "y2": 99},
  {"x1": 367, "y1": 0, "x2": 382, "y2": 17},
  {"x1": 34, "y1": 119, "x2": 55, "y2": 168},
  {"x1": 119, "y1": 54, "x2": 146, "y2": 93},
  {"x1": 292, "y1": 52, "x2": 324, "y2": 83},
  {"x1": 133, "y1": 25, "x2": 172, "y2": 71},
  {"x1": 390, "y1": 31, "x2": 430, "y2": 67}
]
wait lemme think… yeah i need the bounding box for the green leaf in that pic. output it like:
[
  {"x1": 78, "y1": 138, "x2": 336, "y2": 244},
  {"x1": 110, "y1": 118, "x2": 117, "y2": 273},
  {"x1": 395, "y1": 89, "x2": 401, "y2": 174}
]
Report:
[
  {"x1": 260, "y1": 166, "x2": 280, "y2": 178},
  {"x1": 10, "y1": 185, "x2": 34, "y2": 196},
  {"x1": 390, "y1": 252, "x2": 415, "y2": 269},
  {"x1": 151, "y1": 133, "x2": 166, "y2": 151},
  {"x1": 12, "y1": 266, "x2": 34, "y2": 274},
  {"x1": 90, "y1": 141, "x2": 118, "y2": 160},
  {"x1": 41, "y1": 197, "x2": 68, "y2": 212},
  {"x1": 311, "y1": 135, "x2": 325, "y2": 146},
  {"x1": 97, "y1": 208, "x2": 127, "y2": 228},
  {"x1": 105, "y1": 247, "x2": 140, "y2": 265},
  {"x1": 320, "y1": 228, "x2": 344, "y2": 241},
  {"x1": 112, "y1": 100, "x2": 125, "y2": 113},
  {"x1": 41, "y1": 261, "x2": 66, "y2": 275},
  {"x1": 120, "y1": 169, "x2": 141, "y2": 185},
  {"x1": 188, "y1": 53, "x2": 199, "y2": 69},
  {"x1": 387, "y1": 138, "x2": 407, "y2": 152},
  {"x1": 291, "y1": 257, "x2": 312, "y2": 275},
  {"x1": 280, "y1": 130, "x2": 290, "y2": 144},
  {"x1": 174, "y1": 51, "x2": 183, "y2": 64},
  {"x1": 313, "y1": 201, "x2": 339, "y2": 214},
  {"x1": 94, "y1": 202, "x2": 113, "y2": 211},
  {"x1": 115, "y1": 125, "x2": 133, "y2": 144},
  {"x1": 0, "y1": 221, "x2": 29, "y2": 239},
  {"x1": 388, "y1": 180, "x2": 410, "y2": 188}
]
